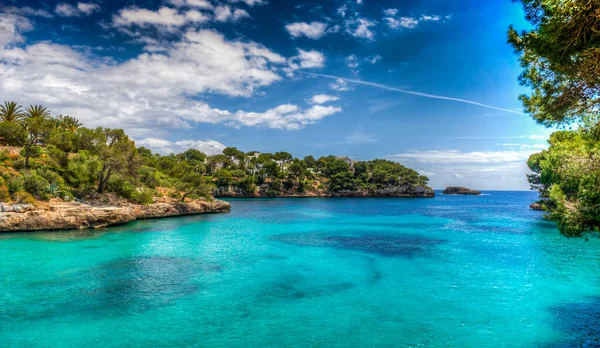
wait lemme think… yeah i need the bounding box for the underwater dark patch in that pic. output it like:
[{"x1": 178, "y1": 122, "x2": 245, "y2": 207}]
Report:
[
  {"x1": 11, "y1": 256, "x2": 221, "y2": 321},
  {"x1": 259, "y1": 274, "x2": 355, "y2": 301},
  {"x1": 543, "y1": 297, "x2": 600, "y2": 347},
  {"x1": 270, "y1": 233, "x2": 446, "y2": 258}
]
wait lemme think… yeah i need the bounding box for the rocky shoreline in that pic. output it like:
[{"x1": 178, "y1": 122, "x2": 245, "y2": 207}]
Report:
[
  {"x1": 0, "y1": 199, "x2": 231, "y2": 232},
  {"x1": 214, "y1": 185, "x2": 435, "y2": 198}
]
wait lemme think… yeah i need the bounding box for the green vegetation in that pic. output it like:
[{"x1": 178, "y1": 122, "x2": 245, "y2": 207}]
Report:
[
  {"x1": 510, "y1": 0, "x2": 600, "y2": 236},
  {"x1": 0, "y1": 101, "x2": 431, "y2": 205}
]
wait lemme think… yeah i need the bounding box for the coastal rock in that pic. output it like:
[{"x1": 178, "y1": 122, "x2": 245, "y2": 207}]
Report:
[
  {"x1": 0, "y1": 199, "x2": 231, "y2": 232},
  {"x1": 530, "y1": 203, "x2": 545, "y2": 211},
  {"x1": 442, "y1": 187, "x2": 481, "y2": 195}
]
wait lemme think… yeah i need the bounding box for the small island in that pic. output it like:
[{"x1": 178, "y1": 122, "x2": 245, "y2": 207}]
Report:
[
  {"x1": 442, "y1": 187, "x2": 482, "y2": 195},
  {"x1": 0, "y1": 101, "x2": 434, "y2": 232}
]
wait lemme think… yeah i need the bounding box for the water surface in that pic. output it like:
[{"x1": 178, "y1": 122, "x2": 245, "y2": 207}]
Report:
[{"x1": 2, "y1": 191, "x2": 600, "y2": 347}]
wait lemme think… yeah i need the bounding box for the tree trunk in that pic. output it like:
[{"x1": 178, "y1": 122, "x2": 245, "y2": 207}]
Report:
[{"x1": 97, "y1": 166, "x2": 112, "y2": 193}]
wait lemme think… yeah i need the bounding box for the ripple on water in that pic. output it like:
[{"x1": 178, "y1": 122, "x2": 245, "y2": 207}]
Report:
[{"x1": 270, "y1": 233, "x2": 446, "y2": 258}]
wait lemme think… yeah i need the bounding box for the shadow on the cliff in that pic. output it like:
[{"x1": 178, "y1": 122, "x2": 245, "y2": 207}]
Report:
[
  {"x1": 270, "y1": 232, "x2": 446, "y2": 258},
  {"x1": 20, "y1": 256, "x2": 221, "y2": 320}
]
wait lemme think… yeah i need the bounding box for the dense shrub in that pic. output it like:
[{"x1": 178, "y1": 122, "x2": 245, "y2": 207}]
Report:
[
  {"x1": 0, "y1": 177, "x2": 10, "y2": 202},
  {"x1": 13, "y1": 191, "x2": 36, "y2": 205},
  {"x1": 107, "y1": 177, "x2": 135, "y2": 199},
  {"x1": 23, "y1": 173, "x2": 50, "y2": 199},
  {"x1": 130, "y1": 188, "x2": 154, "y2": 205}
]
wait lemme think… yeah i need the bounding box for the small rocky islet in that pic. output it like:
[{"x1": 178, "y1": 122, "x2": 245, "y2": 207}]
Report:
[{"x1": 442, "y1": 186, "x2": 482, "y2": 195}]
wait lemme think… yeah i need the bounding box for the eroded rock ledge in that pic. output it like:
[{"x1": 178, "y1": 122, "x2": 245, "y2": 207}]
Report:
[{"x1": 0, "y1": 199, "x2": 231, "y2": 232}]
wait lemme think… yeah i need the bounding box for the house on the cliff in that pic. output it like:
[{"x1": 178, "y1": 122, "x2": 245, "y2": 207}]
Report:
[{"x1": 337, "y1": 156, "x2": 355, "y2": 171}]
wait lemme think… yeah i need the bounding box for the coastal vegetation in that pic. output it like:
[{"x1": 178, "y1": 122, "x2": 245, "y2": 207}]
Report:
[
  {"x1": 510, "y1": 0, "x2": 600, "y2": 236},
  {"x1": 0, "y1": 101, "x2": 432, "y2": 208}
]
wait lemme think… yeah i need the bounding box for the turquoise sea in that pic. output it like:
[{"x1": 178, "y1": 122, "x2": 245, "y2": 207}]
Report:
[{"x1": 2, "y1": 191, "x2": 600, "y2": 347}]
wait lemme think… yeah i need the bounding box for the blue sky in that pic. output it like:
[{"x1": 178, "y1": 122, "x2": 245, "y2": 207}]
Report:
[{"x1": 0, "y1": 0, "x2": 551, "y2": 190}]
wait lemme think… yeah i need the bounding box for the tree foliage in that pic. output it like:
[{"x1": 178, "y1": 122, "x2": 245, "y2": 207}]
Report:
[{"x1": 511, "y1": 1, "x2": 600, "y2": 236}]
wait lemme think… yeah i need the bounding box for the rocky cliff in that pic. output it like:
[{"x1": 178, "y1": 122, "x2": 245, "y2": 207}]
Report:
[{"x1": 0, "y1": 199, "x2": 230, "y2": 232}]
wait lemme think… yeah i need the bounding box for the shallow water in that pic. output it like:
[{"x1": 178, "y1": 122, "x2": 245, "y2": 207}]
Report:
[{"x1": 1, "y1": 191, "x2": 600, "y2": 347}]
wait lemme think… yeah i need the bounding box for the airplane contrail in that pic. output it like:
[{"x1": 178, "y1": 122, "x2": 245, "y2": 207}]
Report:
[{"x1": 301, "y1": 72, "x2": 525, "y2": 115}]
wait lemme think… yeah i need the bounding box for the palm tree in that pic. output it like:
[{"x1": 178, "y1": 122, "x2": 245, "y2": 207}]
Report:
[
  {"x1": 56, "y1": 115, "x2": 82, "y2": 133},
  {"x1": 24, "y1": 105, "x2": 51, "y2": 120},
  {"x1": 0, "y1": 101, "x2": 24, "y2": 122}
]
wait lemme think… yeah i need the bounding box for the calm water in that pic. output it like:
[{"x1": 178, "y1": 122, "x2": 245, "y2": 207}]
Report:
[{"x1": 2, "y1": 191, "x2": 600, "y2": 347}]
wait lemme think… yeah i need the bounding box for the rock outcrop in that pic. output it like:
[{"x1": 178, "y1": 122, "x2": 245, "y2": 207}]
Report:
[
  {"x1": 530, "y1": 203, "x2": 545, "y2": 211},
  {"x1": 0, "y1": 199, "x2": 230, "y2": 232},
  {"x1": 442, "y1": 186, "x2": 482, "y2": 195}
]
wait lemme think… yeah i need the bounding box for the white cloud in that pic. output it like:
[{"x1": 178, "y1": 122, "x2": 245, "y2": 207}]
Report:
[
  {"x1": 385, "y1": 16, "x2": 418, "y2": 29},
  {"x1": 366, "y1": 55, "x2": 381, "y2": 64},
  {"x1": 384, "y1": 13, "x2": 445, "y2": 29},
  {"x1": 389, "y1": 149, "x2": 538, "y2": 164},
  {"x1": 421, "y1": 15, "x2": 441, "y2": 22},
  {"x1": 214, "y1": 6, "x2": 249, "y2": 22},
  {"x1": 309, "y1": 94, "x2": 340, "y2": 105},
  {"x1": 137, "y1": 138, "x2": 227, "y2": 155},
  {"x1": 452, "y1": 173, "x2": 464, "y2": 179},
  {"x1": 284, "y1": 49, "x2": 325, "y2": 76},
  {"x1": 329, "y1": 78, "x2": 351, "y2": 92},
  {"x1": 2, "y1": 6, "x2": 53, "y2": 18},
  {"x1": 418, "y1": 170, "x2": 436, "y2": 177},
  {"x1": 113, "y1": 6, "x2": 210, "y2": 29},
  {"x1": 337, "y1": 5, "x2": 347, "y2": 17},
  {"x1": 347, "y1": 18, "x2": 376, "y2": 40},
  {"x1": 529, "y1": 134, "x2": 548, "y2": 140},
  {"x1": 345, "y1": 54, "x2": 359, "y2": 68},
  {"x1": 55, "y1": 2, "x2": 100, "y2": 17},
  {"x1": 0, "y1": 17, "x2": 339, "y2": 134},
  {"x1": 169, "y1": 0, "x2": 214, "y2": 9},
  {"x1": 230, "y1": 104, "x2": 342, "y2": 130},
  {"x1": 383, "y1": 8, "x2": 398, "y2": 16},
  {"x1": 0, "y1": 14, "x2": 33, "y2": 47},
  {"x1": 285, "y1": 22, "x2": 328, "y2": 39},
  {"x1": 229, "y1": 0, "x2": 267, "y2": 6}
]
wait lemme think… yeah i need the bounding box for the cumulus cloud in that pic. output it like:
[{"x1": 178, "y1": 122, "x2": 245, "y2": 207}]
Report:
[
  {"x1": 346, "y1": 17, "x2": 376, "y2": 40},
  {"x1": 55, "y1": 2, "x2": 100, "y2": 17},
  {"x1": 229, "y1": 0, "x2": 267, "y2": 6},
  {"x1": 137, "y1": 138, "x2": 227, "y2": 155},
  {"x1": 285, "y1": 22, "x2": 328, "y2": 39},
  {"x1": 214, "y1": 6, "x2": 249, "y2": 22},
  {"x1": 112, "y1": 6, "x2": 210, "y2": 30},
  {"x1": 2, "y1": 6, "x2": 53, "y2": 18},
  {"x1": 383, "y1": 11, "x2": 446, "y2": 29},
  {"x1": 0, "y1": 14, "x2": 33, "y2": 47},
  {"x1": 366, "y1": 55, "x2": 381, "y2": 64},
  {"x1": 284, "y1": 49, "x2": 325, "y2": 76},
  {"x1": 168, "y1": 0, "x2": 214, "y2": 9},
  {"x1": 309, "y1": 94, "x2": 340, "y2": 105},
  {"x1": 345, "y1": 54, "x2": 359, "y2": 68},
  {"x1": 0, "y1": 17, "x2": 334, "y2": 135},
  {"x1": 329, "y1": 78, "x2": 351, "y2": 92}
]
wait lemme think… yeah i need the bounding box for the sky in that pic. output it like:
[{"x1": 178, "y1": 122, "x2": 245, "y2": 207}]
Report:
[{"x1": 0, "y1": 0, "x2": 552, "y2": 190}]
